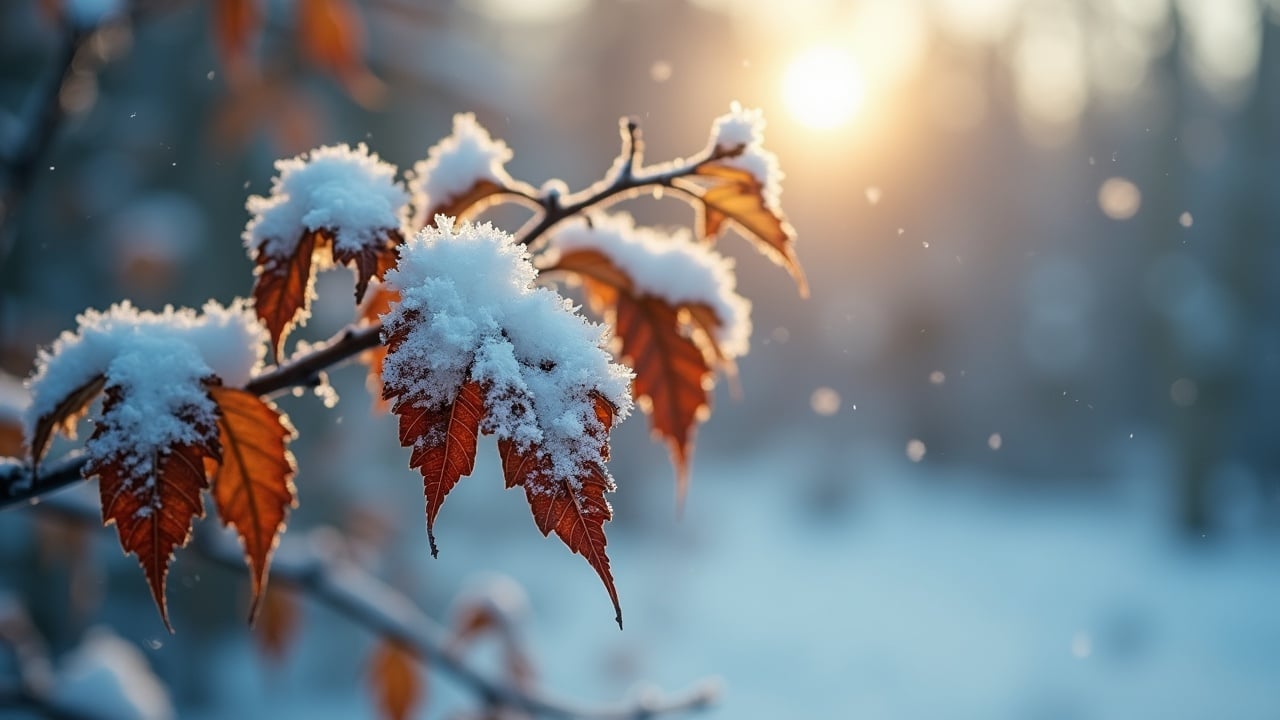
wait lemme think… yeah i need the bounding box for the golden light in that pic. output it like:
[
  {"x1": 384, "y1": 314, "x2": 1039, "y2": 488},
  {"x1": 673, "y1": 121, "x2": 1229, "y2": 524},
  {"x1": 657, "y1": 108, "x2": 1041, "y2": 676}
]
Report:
[{"x1": 782, "y1": 45, "x2": 865, "y2": 130}]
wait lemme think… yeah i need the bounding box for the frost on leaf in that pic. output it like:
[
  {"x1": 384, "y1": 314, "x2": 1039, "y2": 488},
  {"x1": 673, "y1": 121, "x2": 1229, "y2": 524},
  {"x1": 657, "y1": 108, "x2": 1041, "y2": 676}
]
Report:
[
  {"x1": 207, "y1": 385, "x2": 298, "y2": 619},
  {"x1": 500, "y1": 392, "x2": 622, "y2": 628},
  {"x1": 678, "y1": 102, "x2": 807, "y2": 296},
  {"x1": 382, "y1": 218, "x2": 631, "y2": 623},
  {"x1": 244, "y1": 143, "x2": 409, "y2": 358},
  {"x1": 367, "y1": 639, "x2": 422, "y2": 720},
  {"x1": 88, "y1": 386, "x2": 219, "y2": 633},
  {"x1": 408, "y1": 113, "x2": 516, "y2": 229},
  {"x1": 23, "y1": 301, "x2": 267, "y2": 629},
  {"x1": 548, "y1": 213, "x2": 751, "y2": 503}
]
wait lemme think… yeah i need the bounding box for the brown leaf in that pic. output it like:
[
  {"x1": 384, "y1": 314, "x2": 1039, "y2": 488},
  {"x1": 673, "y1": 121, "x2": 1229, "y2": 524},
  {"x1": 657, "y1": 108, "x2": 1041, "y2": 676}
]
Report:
[
  {"x1": 207, "y1": 385, "x2": 298, "y2": 620},
  {"x1": 385, "y1": 357, "x2": 484, "y2": 556},
  {"x1": 368, "y1": 639, "x2": 423, "y2": 720},
  {"x1": 252, "y1": 229, "x2": 320, "y2": 362},
  {"x1": 499, "y1": 393, "x2": 622, "y2": 628},
  {"x1": 548, "y1": 251, "x2": 716, "y2": 503},
  {"x1": 295, "y1": 0, "x2": 385, "y2": 107},
  {"x1": 87, "y1": 388, "x2": 219, "y2": 632},
  {"x1": 331, "y1": 229, "x2": 403, "y2": 305},
  {"x1": 212, "y1": 0, "x2": 262, "y2": 87},
  {"x1": 419, "y1": 179, "x2": 506, "y2": 229},
  {"x1": 253, "y1": 585, "x2": 299, "y2": 663},
  {"x1": 29, "y1": 374, "x2": 105, "y2": 471},
  {"x1": 688, "y1": 164, "x2": 807, "y2": 296},
  {"x1": 613, "y1": 292, "x2": 709, "y2": 504}
]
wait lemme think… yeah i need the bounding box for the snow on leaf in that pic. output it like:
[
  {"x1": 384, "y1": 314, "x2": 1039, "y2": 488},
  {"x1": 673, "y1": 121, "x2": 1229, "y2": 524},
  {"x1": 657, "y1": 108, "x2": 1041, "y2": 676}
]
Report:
[
  {"x1": 87, "y1": 387, "x2": 219, "y2": 633},
  {"x1": 382, "y1": 336, "x2": 484, "y2": 558},
  {"x1": 244, "y1": 143, "x2": 409, "y2": 358},
  {"x1": 499, "y1": 392, "x2": 622, "y2": 628},
  {"x1": 545, "y1": 222, "x2": 741, "y2": 503},
  {"x1": 367, "y1": 639, "x2": 422, "y2": 720},
  {"x1": 679, "y1": 102, "x2": 807, "y2": 296},
  {"x1": 409, "y1": 114, "x2": 516, "y2": 229},
  {"x1": 381, "y1": 218, "x2": 630, "y2": 619},
  {"x1": 207, "y1": 385, "x2": 298, "y2": 620}
]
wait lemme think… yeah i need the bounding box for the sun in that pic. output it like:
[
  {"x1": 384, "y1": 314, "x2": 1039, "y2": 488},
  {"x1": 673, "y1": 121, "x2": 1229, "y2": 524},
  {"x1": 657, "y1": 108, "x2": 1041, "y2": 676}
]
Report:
[{"x1": 782, "y1": 45, "x2": 865, "y2": 130}]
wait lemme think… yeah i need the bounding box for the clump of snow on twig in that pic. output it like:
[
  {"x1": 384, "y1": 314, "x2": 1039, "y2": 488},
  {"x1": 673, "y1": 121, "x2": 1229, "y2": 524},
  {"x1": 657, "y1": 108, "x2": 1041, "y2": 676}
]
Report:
[
  {"x1": 408, "y1": 113, "x2": 515, "y2": 227},
  {"x1": 23, "y1": 301, "x2": 265, "y2": 459},
  {"x1": 381, "y1": 217, "x2": 632, "y2": 486},
  {"x1": 243, "y1": 143, "x2": 409, "y2": 261},
  {"x1": 707, "y1": 102, "x2": 785, "y2": 211},
  {"x1": 551, "y1": 212, "x2": 752, "y2": 358}
]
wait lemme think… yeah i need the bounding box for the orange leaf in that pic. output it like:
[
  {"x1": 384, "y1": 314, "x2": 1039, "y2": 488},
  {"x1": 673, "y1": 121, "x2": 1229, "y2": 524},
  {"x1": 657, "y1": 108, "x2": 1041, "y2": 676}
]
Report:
[
  {"x1": 331, "y1": 229, "x2": 403, "y2": 305},
  {"x1": 499, "y1": 393, "x2": 622, "y2": 628},
  {"x1": 368, "y1": 639, "x2": 423, "y2": 720},
  {"x1": 29, "y1": 373, "x2": 105, "y2": 471},
  {"x1": 252, "y1": 585, "x2": 299, "y2": 663},
  {"x1": 420, "y1": 179, "x2": 506, "y2": 229},
  {"x1": 252, "y1": 229, "x2": 320, "y2": 362},
  {"x1": 295, "y1": 0, "x2": 384, "y2": 107},
  {"x1": 689, "y1": 164, "x2": 807, "y2": 296},
  {"x1": 212, "y1": 0, "x2": 262, "y2": 86},
  {"x1": 207, "y1": 385, "x2": 298, "y2": 620},
  {"x1": 385, "y1": 371, "x2": 484, "y2": 557},
  {"x1": 547, "y1": 251, "x2": 716, "y2": 504},
  {"x1": 614, "y1": 292, "x2": 709, "y2": 504},
  {"x1": 87, "y1": 388, "x2": 219, "y2": 632}
]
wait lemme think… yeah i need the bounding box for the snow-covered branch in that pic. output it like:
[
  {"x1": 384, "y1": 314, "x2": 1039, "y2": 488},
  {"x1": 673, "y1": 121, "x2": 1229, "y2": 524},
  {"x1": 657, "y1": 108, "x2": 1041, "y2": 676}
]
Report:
[
  {"x1": 513, "y1": 118, "x2": 743, "y2": 250},
  {"x1": 0, "y1": 322, "x2": 383, "y2": 510}
]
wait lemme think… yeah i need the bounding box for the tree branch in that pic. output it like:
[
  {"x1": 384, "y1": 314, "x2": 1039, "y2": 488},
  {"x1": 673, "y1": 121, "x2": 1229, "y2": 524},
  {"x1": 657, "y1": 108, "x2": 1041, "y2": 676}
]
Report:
[
  {"x1": 0, "y1": 321, "x2": 386, "y2": 509},
  {"x1": 33, "y1": 493, "x2": 718, "y2": 720},
  {"x1": 513, "y1": 118, "x2": 739, "y2": 250},
  {"x1": 0, "y1": 24, "x2": 86, "y2": 264}
]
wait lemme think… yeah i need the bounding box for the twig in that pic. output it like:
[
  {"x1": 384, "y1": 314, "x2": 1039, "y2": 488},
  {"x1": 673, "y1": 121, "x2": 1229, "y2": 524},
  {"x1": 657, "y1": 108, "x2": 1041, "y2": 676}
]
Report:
[
  {"x1": 34, "y1": 493, "x2": 718, "y2": 720},
  {"x1": 0, "y1": 24, "x2": 86, "y2": 265},
  {"x1": 0, "y1": 322, "x2": 385, "y2": 509},
  {"x1": 513, "y1": 118, "x2": 739, "y2": 250}
]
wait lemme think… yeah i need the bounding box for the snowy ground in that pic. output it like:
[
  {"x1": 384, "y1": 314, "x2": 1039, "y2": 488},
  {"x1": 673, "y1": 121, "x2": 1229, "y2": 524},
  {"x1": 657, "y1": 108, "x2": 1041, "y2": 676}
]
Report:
[{"x1": 175, "y1": 432, "x2": 1280, "y2": 720}]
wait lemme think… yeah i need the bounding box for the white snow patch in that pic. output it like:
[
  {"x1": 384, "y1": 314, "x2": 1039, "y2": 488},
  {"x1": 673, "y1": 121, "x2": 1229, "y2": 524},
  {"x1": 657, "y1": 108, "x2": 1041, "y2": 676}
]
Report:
[
  {"x1": 53, "y1": 627, "x2": 175, "y2": 720},
  {"x1": 707, "y1": 102, "x2": 785, "y2": 211},
  {"x1": 408, "y1": 113, "x2": 514, "y2": 227},
  {"x1": 243, "y1": 143, "x2": 409, "y2": 261},
  {"x1": 550, "y1": 212, "x2": 752, "y2": 358},
  {"x1": 382, "y1": 217, "x2": 632, "y2": 488},
  {"x1": 23, "y1": 301, "x2": 265, "y2": 458}
]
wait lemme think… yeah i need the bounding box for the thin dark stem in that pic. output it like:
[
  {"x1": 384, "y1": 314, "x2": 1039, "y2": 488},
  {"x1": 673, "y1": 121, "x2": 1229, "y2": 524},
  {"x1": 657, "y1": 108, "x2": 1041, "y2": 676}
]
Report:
[
  {"x1": 514, "y1": 118, "x2": 738, "y2": 250},
  {"x1": 0, "y1": 25, "x2": 86, "y2": 264},
  {"x1": 0, "y1": 322, "x2": 385, "y2": 509}
]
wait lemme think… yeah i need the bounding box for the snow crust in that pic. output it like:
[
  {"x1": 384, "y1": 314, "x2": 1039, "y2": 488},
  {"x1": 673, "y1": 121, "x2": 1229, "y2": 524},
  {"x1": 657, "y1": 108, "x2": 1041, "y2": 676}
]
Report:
[
  {"x1": 409, "y1": 114, "x2": 514, "y2": 227},
  {"x1": 23, "y1": 301, "x2": 266, "y2": 462},
  {"x1": 381, "y1": 218, "x2": 632, "y2": 487},
  {"x1": 552, "y1": 213, "x2": 752, "y2": 358},
  {"x1": 53, "y1": 627, "x2": 175, "y2": 720},
  {"x1": 244, "y1": 144, "x2": 409, "y2": 261},
  {"x1": 708, "y1": 103, "x2": 784, "y2": 211}
]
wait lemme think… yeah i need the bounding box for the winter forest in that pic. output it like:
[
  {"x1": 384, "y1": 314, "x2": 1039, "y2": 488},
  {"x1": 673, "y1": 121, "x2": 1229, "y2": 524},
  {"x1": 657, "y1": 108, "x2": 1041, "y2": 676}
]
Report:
[{"x1": 1, "y1": 0, "x2": 1278, "y2": 718}]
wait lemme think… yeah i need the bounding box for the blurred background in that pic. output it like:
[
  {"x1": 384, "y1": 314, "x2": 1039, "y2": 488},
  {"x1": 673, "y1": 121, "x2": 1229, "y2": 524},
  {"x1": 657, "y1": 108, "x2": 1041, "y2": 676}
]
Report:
[{"x1": 1, "y1": 0, "x2": 1279, "y2": 717}]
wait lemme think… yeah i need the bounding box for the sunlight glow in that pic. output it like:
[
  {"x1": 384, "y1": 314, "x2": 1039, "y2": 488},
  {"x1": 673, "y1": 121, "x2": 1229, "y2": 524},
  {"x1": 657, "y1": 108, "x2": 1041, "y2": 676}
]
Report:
[{"x1": 782, "y1": 45, "x2": 865, "y2": 130}]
